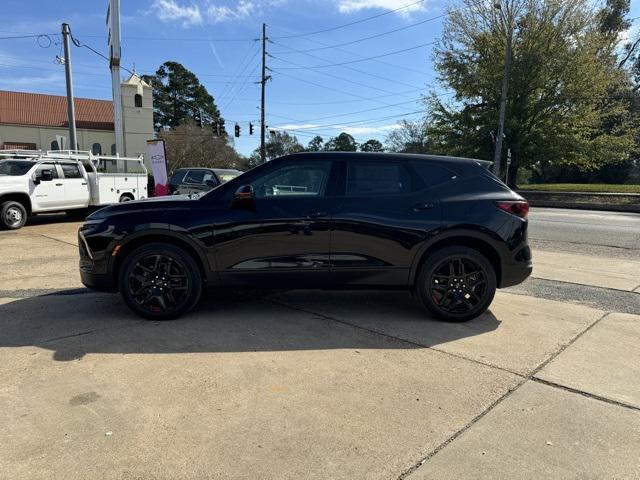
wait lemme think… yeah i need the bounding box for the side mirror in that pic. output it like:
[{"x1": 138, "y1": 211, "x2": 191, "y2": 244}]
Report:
[
  {"x1": 205, "y1": 179, "x2": 217, "y2": 188},
  {"x1": 232, "y1": 185, "x2": 255, "y2": 209}
]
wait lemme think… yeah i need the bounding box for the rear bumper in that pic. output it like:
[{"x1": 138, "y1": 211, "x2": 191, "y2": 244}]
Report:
[
  {"x1": 499, "y1": 261, "x2": 533, "y2": 288},
  {"x1": 499, "y1": 245, "x2": 533, "y2": 288}
]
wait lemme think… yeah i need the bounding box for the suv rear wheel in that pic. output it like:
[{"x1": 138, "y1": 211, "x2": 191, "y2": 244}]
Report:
[
  {"x1": 119, "y1": 242, "x2": 202, "y2": 320},
  {"x1": 416, "y1": 246, "x2": 496, "y2": 322},
  {"x1": 0, "y1": 200, "x2": 27, "y2": 230}
]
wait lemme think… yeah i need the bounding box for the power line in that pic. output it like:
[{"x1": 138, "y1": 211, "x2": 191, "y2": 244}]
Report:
[
  {"x1": 274, "y1": 41, "x2": 436, "y2": 69},
  {"x1": 270, "y1": 39, "x2": 427, "y2": 92},
  {"x1": 271, "y1": 109, "x2": 425, "y2": 131},
  {"x1": 271, "y1": 13, "x2": 445, "y2": 54},
  {"x1": 271, "y1": 69, "x2": 414, "y2": 106},
  {"x1": 270, "y1": 56, "x2": 418, "y2": 105},
  {"x1": 269, "y1": 24, "x2": 431, "y2": 76},
  {"x1": 270, "y1": 0, "x2": 428, "y2": 39}
]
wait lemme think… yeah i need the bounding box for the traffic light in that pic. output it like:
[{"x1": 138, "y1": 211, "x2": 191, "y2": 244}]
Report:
[
  {"x1": 235, "y1": 123, "x2": 241, "y2": 138},
  {"x1": 249, "y1": 122, "x2": 254, "y2": 135},
  {"x1": 220, "y1": 120, "x2": 226, "y2": 136}
]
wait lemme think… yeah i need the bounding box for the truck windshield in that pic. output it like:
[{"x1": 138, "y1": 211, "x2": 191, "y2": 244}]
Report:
[{"x1": 0, "y1": 160, "x2": 34, "y2": 176}]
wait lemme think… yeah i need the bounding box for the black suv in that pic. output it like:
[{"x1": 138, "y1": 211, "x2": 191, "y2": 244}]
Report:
[
  {"x1": 168, "y1": 167, "x2": 242, "y2": 195},
  {"x1": 79, "y1": 153, "x2": 532, "y2": 321}
]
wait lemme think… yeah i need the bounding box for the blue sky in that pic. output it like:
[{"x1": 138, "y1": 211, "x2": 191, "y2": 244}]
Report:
[{"x1": 1, "y1": 0, "x2": 639, "y2": 156}]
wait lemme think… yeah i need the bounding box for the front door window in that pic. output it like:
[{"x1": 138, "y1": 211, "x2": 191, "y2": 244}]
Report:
[{"x1": 250, "y1": 162, "x2": 331, "y2": 198}]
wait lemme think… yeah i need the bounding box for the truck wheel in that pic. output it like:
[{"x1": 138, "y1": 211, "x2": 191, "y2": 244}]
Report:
[
  {"x1": 416, "y1": 246, "x2": 496, "y2": 322},
  {"x1": 0, "y1": 201, "x2": 27, "y2": 230},
  {"x1": 119, "y1": 242, "x2": 202, "y2": 320},
  {"x1": 119, "y1": 194, "x2": 134, "y2": 203}
]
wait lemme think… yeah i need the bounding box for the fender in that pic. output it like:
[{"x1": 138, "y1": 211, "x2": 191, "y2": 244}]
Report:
[
  {"x1": 107, "y1": 226, "x2": 220, "y2": 287},
  {"x1": 408, "y1": 224, "x2": 507, "y2": 285}
]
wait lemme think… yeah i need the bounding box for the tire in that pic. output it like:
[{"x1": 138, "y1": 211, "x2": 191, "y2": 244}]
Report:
[
  {"x1": 0, "y1": 201, "x2": 28, "y2": 230},
  {"x1": 119, "y1": 242, "x2": 202, "y2": 320},
  {"x1": 119, "y1": 194, "x2": 133, "y2": 203},
  {"x1": 416, "y1": 246, "x2": 496, "y2": 322}
]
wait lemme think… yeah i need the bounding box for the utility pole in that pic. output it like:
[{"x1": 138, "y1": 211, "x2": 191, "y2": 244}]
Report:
[
  {"x1": 493, "y1": 2, "x2": 513, "y2": 180},
  {"x1": 260, "y1": 23, "x2": 268, "y2": 163},
  {"x1": 61, "y1": 23, "x2": 77, "y2": 151}
]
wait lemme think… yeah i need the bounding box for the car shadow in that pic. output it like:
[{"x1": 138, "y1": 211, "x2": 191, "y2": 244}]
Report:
[{"x1": 0, "y1": 289, "x2": 501, "y2": 361}]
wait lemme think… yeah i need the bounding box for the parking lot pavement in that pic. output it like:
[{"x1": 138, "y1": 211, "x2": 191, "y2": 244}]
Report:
[
  {"x1": 536, "y1": 312, "x2": 640, "y2": 409},
  {"x1": 406, "y1": 381, "x2": 640, "y2": 480},
  {"x1": 0, "y1": 217, "x2": 83, "y2": 293},
  {"x1": 270, "y1": 290, "x2": 604, "y2": 376},
  {"x1": 1, "y1": 218, "x2": 639, "y2": 479},
  {"x1": 533, "y1": 250, "x2": 640, "y2": 292},
  {"x1": 0, "y1": 293, "x2": 521, "y2": 480}
]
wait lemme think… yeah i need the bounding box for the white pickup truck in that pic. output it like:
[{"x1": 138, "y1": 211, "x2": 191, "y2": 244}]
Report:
[{"x1": 0, "y1": 150, "x2": 148, "y2": 230}]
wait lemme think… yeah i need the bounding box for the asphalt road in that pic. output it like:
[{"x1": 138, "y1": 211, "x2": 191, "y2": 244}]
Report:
[{"x1": 528, "y1": 207, "x2": 640, "y2": 251}]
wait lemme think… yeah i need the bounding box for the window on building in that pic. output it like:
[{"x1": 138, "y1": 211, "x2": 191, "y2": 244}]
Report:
[
  {"x1": 134, "y1": 94, "x2": 142, "y2": 108},
  {"x1": 111, "y1": 144, "x2": 117, "y2": 155},
  {"x1": 51, "y1": 140, "x2": 60, "y2": 150},
  {"x1": 92, "y1": 143, "x2": 102, "y2": 155}
]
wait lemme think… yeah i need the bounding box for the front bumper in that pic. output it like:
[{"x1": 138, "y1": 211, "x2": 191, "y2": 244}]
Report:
[{"x1": 79, "y1": 229, "x2": 117, "y2": 292}]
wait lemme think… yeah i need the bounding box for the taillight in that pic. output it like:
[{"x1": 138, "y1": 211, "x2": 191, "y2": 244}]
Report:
[{"x1": 496, "y1": 200, "x2": 529, "y2": 218}]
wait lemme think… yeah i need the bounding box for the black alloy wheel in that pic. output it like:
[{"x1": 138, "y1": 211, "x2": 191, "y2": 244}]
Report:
[
  {"x1": 417, "y1": 246, "x2": 496, "y2": 322},
  {"x1": 120, "y1": 243, "x2": 202, "y2": 320}
]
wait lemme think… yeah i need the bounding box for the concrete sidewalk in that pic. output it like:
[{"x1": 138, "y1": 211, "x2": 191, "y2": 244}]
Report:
[{"x1": 1, "y1": 220, "x2": 638, "y2": 479}]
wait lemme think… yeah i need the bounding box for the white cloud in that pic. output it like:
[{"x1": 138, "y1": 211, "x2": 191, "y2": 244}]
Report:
[
  {"x1": 274, "y1": 123, "x2": 320, "y2": 130},
  {"x1": 151, "y1": 0, "x2": 288, "y2": 25},
  {"x1": 151, "y1": 0, "x2": 203, "y2": 26},
  {"x1": 334, "y1": 0, "x2": 427, "y2": 17},
  {"x1": 341, "y1": 123, "x2": 398, "y2": 135},
  {"x1": 206, "y1": 0, "x2": 256, "y2": 23},
  {"x1": 273, "y1": 123, "x2": 400, "y2": 136},
  {"x1": 0, "y1": 72, "x2": 65, "y2": 89}
]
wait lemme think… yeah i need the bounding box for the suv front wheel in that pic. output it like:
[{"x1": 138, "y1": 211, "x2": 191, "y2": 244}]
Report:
[
  {"x1": 119, "y1": 242, "x2": 203, "y2": 320},
  {"x1": 0, "y1": 200, "x2": 27, "y2": 230},
  {"x1": 417, "y1": 246, "x2": 497, "y2": 322}
]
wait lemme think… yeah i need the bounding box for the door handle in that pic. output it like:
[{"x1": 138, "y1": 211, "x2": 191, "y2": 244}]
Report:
[
  {"x1": 306, "y1": 211, "x2": 327, "y2": 219},
  {"x1": 55, "y1": 183, "x2": 63, "y2": 186},
  {"x1": 82, "y1": 182, "x2": 87, "y2": 186},
  {"x1": 412, "y1": 202, "x2": 435, "y2": 211}
]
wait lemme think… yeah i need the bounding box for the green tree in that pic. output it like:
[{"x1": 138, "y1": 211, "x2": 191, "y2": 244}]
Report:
[
  {"x1": 359, "y1": 139, "x2": 385, "y2": 152},
  {"x1": 324, "y1": 132, "x2": 357, "y2": 151},
  {"x1": 250, "y1": 130, "x2": 304, "y2": 164},
  {"x1": 306, "y1": 135, "x2": 325, "y2": 151},
  {"x1": 159, "y1": 120, "x2": 246, "y2": 172},
  {"x1": 142, "y1": 61, "x2": 223, "y2": 130},
  {"x1": 417, "y1": 0, "x2": 638, "y2": 186},
  {"x1": 386, "y1": 120, "x2": 431, "y2": 153}
]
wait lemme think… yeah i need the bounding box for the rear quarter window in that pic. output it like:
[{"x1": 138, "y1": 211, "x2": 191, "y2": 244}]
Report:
[{"x1": 411, "y1": 162, "x2": 457, "y2": 187}]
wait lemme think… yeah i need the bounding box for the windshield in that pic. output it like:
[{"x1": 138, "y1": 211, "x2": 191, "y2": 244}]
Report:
[{"x1": 0, "y1": 160, "x2": 34, "y2": 176}]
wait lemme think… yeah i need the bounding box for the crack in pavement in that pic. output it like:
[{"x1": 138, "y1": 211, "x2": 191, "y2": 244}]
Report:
[{"x1": 396, "y1": 311, "x2": 613, "y2": 479}]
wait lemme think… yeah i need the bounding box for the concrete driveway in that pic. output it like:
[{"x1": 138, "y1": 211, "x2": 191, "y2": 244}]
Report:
[{"x1": 0, "y1": 213, "x2": 638, "y2": 480}]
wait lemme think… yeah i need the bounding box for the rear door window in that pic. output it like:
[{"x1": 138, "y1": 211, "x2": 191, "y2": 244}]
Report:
[
  {"x1": 60, "y1": 163, "x2": 83, "y2": 179},
  {"x1": 346, "y1": 161, "x2": 411, "y2": 196}
]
